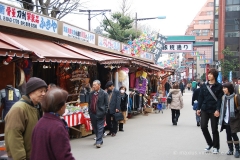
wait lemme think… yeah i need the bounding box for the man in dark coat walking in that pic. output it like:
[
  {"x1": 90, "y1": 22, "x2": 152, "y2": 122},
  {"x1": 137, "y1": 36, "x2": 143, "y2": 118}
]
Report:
[
  {"x1": 197, "y1": 69, "x2": 223, "y2": 154},
  {"x1": 88, "y1": 80, "x2": 108, "y2": 148},
  {"x1": 165, "y1": 81, "x2": 171, "y2": 96},
  {"x1": 105, "y1": 81, "x2": 121, "y2": 137}
]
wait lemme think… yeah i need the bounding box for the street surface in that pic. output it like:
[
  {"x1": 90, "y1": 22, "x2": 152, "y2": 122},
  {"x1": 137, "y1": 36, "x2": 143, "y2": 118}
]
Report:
[{"x1": 71, "y1": 90, "x2": 237, "y2": 160}]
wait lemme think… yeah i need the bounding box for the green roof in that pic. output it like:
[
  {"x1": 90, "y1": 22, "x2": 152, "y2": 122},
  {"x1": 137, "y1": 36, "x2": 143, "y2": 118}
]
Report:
[
  {"x1": 193, "y1": 41, "x2": 214, "y2": 46},
  {"x1": 166, "y1": 36, "x2": 195, "y2": 42}
]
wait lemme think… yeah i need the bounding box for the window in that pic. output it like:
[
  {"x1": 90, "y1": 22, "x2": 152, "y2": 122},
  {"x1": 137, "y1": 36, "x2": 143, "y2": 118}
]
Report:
[
  {"x1": 198, "y1": 20, "x2": 211, "y2": 24},
  {"x1": 233, "y1": 0, "x2": 240, "y2": 4},
  {"x1": 194, "y1": 30, "x2": 201, "y2": 36},
  {"x1": 215, "y1": 0, "x2": 219, "y2": 6},
  {"x1": 207, "y1": 11, "x2": 213, "y2": 15},
  {"x1": 225, "y1": 31, "x2": 240, "y2": 37},
  {"x1": 201, "y1": 30, "x2": 210, "y2": 36},
  {"x1": 227, "y1": 0, "x2": 240, "y2": 5},
  {"x1": 207, "y1": 2, "x2": 214, "y2": 6},
  {"x1": 227, "y1": 0, "x2": 233, "y2": 5},
  {"x1": 214, "y1": 29, "x2": 218, "y2": 38},
  {"x1": 226, "y1": 5, "x2": 240, "y2": 11},
  {"x1": 215, "y1": 18, "x2": 219, "y2": 29}
]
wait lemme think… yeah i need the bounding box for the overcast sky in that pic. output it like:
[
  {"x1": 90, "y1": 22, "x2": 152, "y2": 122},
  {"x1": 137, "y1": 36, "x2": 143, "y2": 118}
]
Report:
[
  {"x1": 2, "y1": 0, "x2": 207, "y2": 36},
  {"x1": 61, "y1": 0, "x2": 207, "y2": 35}
]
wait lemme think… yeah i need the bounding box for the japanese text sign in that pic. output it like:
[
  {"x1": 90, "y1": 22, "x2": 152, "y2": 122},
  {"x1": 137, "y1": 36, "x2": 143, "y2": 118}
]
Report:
[
  {"x1": 151, "y1": 34, "x2": 167, "y2": 63},
  {"x1": 162, "y1": 43, "x2": 193, "y2": 52},
  {"x1": 0, "y1": 3, "x2": 58, "y2": 33},
  {"x1": 98, "y1": 36, "x2": 120, "y2": 52},
  {"x1": 63, "y1": 23, "x2": 95, "y2": 44}
]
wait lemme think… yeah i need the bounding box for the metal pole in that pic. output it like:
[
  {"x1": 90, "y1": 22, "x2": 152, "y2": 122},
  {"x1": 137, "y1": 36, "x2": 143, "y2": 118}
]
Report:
[
  {"x1": 88, "y1": 10, "x2": 91, "y2": 31},
  {"x1": 192, "y1": 61, "x2": 194, "y2": 80},
  {"x1": 135, "y1": 12, "x2": 137, "y2": 38}
]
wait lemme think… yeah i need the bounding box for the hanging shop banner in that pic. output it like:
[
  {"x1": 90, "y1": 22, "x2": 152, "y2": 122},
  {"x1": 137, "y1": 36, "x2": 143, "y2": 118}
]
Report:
[
  {"x1": 217, "y1": 71, "x2": 222, "y2": 83},
  {"x1": 62, "y1": 23, "x2": 95, "y2": 44},
  {"x1": 162, "y1": 43, "x2": 193, "y2": 52},
  {"x1": 229, "y1": 71, "x2": 232, "y2": 82},
  {"x1": 98, "y1": 36, "x2": 121, "y2": 52},
  {"x1": 151, "y1": 33, "x2": 167, "y2": 63},
  {"x1": 0, "y1": 2, "x2": 58, "y2": 33}
]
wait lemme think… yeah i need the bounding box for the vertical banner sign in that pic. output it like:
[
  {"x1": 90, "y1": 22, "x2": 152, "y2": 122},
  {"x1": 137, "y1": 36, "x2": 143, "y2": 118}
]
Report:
[
  {"x1": 217, "y1": 72, "x2": 222, "y2": 84},
  {"x1": 151, "y1": 34, "x2": 167, "y2": 63},
  {"x1": 229, "y1": 71, "x2": 232, "y2": 82}
]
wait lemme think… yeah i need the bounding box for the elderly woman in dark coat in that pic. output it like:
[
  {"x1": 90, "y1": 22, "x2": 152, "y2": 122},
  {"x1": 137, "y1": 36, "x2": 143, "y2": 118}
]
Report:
[
  {"x1": 31, "y1": 88, "x2": 75, "y2": 160},
  {"x1": 219, "y1": 82, "x2": 240, "y2": 158}
]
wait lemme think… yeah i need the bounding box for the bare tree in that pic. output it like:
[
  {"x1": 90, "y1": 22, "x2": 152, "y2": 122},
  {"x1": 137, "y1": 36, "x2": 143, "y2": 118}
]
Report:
[
  {"x1": 18, "y1": 0, "x2": 85, "y2": 19},
  {"x1": 118, "y1": 0, "x2": 132, "y2": 16}
]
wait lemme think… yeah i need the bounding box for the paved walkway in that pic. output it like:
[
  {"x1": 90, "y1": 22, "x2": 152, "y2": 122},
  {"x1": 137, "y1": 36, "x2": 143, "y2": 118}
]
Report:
[{"x1": 71, "y1": 90, "x2": 237, "y2": 160}]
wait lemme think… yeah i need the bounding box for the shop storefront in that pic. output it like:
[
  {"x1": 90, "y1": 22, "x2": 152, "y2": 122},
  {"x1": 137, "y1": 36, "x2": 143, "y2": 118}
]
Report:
[{"x1": 0, "y1": 1, "x2": 173, "y2": 138}]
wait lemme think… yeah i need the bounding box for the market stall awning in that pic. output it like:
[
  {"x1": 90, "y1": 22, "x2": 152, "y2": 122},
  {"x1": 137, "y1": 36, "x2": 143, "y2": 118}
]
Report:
[
  {"x1": 0, "y1": 39, "x2": 30, "y2": 58},
  {"x1": 150, "y1": 64, "x2": 165, "y2": 72},
  {"x1": 57, "y1": 43, "x2": 130, "y2": 64},
  {"x1": 0, "y1": 32, "x2": 95, "y2": 64}
]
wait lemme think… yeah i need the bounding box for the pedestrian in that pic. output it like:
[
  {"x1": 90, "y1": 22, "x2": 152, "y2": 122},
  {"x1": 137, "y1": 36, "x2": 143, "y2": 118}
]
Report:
[
  {"x1": 119, "y1": 86, "x2": 128, "y2": 132},
  {"x1": 31, "y1": 88, "x2": 75, "y2": 160},
  {"x1": 197, "y1": 68, "x2": 223, "y2": 154},
  {"x1": 219, "y1": 82, "x2": 240, "y2": 158},
  {"x1": 47, "y1": 83, "x2": 56, "y2": 91},
  {"x1": 165, "y1": 80, "x2": 171, "y2": 96},
  {"x1": 192, "y1": 83, "x2": 202, "y2": 127},
  {"x1": 88, "y1": 80, "x2": 108, "y2": 148},
  {"x1": 105, "y1": 81, "x2": 121, "y2": 137},
  {"x1": 4, "y1": 77, "x2": 47, "y2": 160},
  {"x1": 187, "y1": 82, "x2": 191, "y2": 91},
  {"x1": 192, "y1": 80, "x2": 197, "y2": 91},
  {"x1": 179, "y1": 80, "x2": 184, "y2": 95},
  {"x1": 168, "y1": 83, "x2": 184, "y2": 125}
]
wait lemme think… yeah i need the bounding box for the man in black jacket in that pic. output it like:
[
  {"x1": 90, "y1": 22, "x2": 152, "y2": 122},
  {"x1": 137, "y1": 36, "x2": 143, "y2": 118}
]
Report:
[
  {"x1": 105, "y1": 81, "x2": 121, "y2": 137},
  {"x1": 197, "y1": 69, "x2": 223, "y2": 154},
  {"x1": 192, "y1": 83, "x2": 202, "y2": 127},
  {"x1": 165, "y1": 81, "x2": 171, "y2": 96},
  {"x1": 88, "y1": 80, "x2": 108, "y2": 148}
]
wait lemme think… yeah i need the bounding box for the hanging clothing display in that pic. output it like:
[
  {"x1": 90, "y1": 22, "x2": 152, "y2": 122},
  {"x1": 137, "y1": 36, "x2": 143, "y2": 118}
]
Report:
[
  {"x1": 0, "y1": 85, "x2": 21, "y2": 119},
  {"x1": 135, "y1": 76, "x2": 147, "y2": 94}
]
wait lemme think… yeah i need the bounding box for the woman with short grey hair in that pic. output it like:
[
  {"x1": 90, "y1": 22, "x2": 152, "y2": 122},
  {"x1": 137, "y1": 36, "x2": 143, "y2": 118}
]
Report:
[{"x1": 31, "y1": 88, "x2": 75, "y2": 160}]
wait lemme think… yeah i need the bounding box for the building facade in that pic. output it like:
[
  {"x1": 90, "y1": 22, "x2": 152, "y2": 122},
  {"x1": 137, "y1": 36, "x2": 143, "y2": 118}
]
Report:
[
  {"x1": 184, "y1": 0, "x2": 214, "y2": 80},
  {"x1": 215, "y1": 0, "x2": 240, "y2": 79}
]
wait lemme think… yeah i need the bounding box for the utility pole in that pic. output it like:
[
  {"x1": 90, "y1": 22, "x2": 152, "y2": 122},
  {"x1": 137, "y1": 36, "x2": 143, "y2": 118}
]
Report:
[
  {"x1": 79, "y1": 9, "x2": 111, "y2": 31},
  {"x1": 135, "y1": 12, "x2": 137, "y2": 38}
]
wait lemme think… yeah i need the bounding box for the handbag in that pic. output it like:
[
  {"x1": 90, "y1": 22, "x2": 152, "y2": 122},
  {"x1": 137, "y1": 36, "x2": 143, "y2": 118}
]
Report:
[{"x1": 113, "y1": 112, "x2": 124, "y2": 121}]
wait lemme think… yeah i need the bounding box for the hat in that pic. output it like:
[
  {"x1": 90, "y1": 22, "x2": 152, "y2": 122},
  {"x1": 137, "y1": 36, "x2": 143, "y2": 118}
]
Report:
[
  {"x1": 105, "y1": 81, "x2": 113, "y2": 89},
  {"x1": 26, "y1": 77, "x2": 47, "y2": 95}
]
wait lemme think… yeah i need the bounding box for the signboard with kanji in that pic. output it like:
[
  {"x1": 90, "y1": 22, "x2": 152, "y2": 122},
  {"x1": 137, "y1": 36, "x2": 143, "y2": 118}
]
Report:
[
  {"x1": 98, "y1": 36, "x2": 121, "y2": 52},
  {"x1": 0, "y1": 2, "x2": 58, "y2": 33},
  {"x1": 62, "y1": 23, "x2": 95, "y2": 44},
  {"x1": 151, "y1": 34, "x2": 167, "y2": 63},
  {"x1": 162, "y1": 43, "x2": 193, "y2": 52}
]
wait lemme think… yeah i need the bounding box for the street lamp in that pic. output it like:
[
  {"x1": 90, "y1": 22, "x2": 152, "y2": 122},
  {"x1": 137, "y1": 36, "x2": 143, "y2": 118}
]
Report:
[{"x1": 135, "y1": 13, "x2": 166, "y2": 37}]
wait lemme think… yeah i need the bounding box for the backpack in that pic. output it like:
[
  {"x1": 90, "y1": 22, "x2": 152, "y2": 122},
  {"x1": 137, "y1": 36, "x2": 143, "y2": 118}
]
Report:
[{"x1": 167, "y1": 93, "x2": 173, "y2": 104}]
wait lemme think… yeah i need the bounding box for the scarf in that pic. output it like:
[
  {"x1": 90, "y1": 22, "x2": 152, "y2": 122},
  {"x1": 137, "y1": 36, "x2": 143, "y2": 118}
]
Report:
[{"x1": 219, "y1": 93, "x2": 235, "y2": 125}]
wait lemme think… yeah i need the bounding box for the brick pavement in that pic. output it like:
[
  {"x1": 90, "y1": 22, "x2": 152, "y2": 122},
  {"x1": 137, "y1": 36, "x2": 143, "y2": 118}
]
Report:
[{"x1": 70, "y1": 90, "x2": 237, "y2": 160}]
